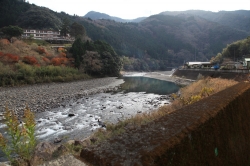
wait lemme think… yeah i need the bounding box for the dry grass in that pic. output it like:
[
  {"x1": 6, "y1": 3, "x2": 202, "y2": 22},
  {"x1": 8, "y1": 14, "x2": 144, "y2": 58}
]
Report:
[
  {"x1": 180, "y1": 77, "x2": 238, "y2": 98},
  {"x1": 88, "y1": 77, "x2": 238, "y2": 144}
]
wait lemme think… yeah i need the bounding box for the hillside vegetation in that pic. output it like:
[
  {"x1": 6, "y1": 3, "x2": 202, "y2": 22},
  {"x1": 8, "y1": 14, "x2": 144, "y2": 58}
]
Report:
[
  {"x1": 161, "y1": 10, "x2": 250, "y2": 33},
  {"x1": 80, "y1": 14, "x2": 247, "y2": 70},
  {"x1": 1, "y1": 0, "x2": 249, "y2": 70},
  {"x1": 0, "y1": 39, "x2": 89, "y2": 86},
  {"x1": 211, "y1": 36, "x2": 250, "y2": 64}
]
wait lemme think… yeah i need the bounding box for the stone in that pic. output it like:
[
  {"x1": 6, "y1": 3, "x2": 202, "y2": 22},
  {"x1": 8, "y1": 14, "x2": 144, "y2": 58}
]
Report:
[
  {"x1": 54, "y1": 137, "x2": 62, "y2": 143},
  {"x1": 68, "y1": 113, "x2": 75, "y2": 117},
  {"x1": 63, "y1": 126, "x2": 72, "y2": 130},
  {"x1": 33, "y1": 142, "x2": 58, "y2": 161}
]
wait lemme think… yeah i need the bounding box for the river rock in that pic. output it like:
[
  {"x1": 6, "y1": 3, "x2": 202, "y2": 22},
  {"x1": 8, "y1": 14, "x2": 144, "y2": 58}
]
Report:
[
  {"x1": 68, "y1": 113, "x2": 75, "y2": 117},
  {"x1": 33, "y1": 142, "x2": 58, "y2": 162}
]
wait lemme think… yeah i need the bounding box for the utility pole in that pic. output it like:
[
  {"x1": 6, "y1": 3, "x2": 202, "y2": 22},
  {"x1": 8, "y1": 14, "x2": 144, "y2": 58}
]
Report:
[
  {"x1": 194, "y1": 47, "x2": 196, "y2": 61},
  {"x1": 234, "y1": 47, "x2": 235, "y2": 62}
]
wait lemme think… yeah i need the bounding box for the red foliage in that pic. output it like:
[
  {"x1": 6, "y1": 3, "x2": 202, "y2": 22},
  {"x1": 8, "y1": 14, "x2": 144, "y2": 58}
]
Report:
[
  {"x1": 51, "y1": 57, "x2": 69, "y2": 66},
  {"x1": 0, "y1": 52, "x2": 19, "y2": 63},
  {"x1": 37, "y1": 46, "x2": 46, "y2": 54},
  {"x1": 22, "y1": 56, "x2": 38, "y2": 65},
  {"x1": 5, "y1": 53, "x2": 19, "y2": 63}
]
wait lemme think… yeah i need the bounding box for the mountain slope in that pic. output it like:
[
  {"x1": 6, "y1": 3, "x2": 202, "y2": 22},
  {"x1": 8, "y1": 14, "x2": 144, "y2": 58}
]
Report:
[
  {"x1": 79, "y1": 14, "x2": 248, "y2": 64},
  {"x1": 161, "y1": 10, "x2": 250, "y2": 33},
  {"x1": 83, "y1": 11, "x2": 146, "y2": 23},
  {"x1": 0, "y1": 1, "x2": 249, "y2": 69}
]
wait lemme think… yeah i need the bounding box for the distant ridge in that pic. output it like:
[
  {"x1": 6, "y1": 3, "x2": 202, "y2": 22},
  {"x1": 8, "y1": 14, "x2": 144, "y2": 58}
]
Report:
[
  {"x1": 83, "y1": 11, "x2": 146, "y2": 23},
  {"x1": 160, "y1": 10, "x2": 250, "y2": 33}
]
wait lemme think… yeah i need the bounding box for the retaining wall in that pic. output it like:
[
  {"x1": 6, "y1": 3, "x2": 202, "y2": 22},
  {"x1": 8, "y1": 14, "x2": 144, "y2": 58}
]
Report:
[
  {"x1": 80, "y1": 82, "x2": 250, "y2": 166},
  {"x1": 174, "y1": 69, "x2": 248, "y2": 81}
]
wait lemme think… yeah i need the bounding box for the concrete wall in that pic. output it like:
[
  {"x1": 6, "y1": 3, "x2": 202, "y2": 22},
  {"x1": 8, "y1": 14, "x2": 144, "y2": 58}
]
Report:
[
  {"x1": 150, "y1": 82, "x2": 250, "y2": 166},
  {"x1": 174, "y1": 69, "x2": 248, "y2": 81},
  {"x1": 80, "y1": 82, "x2": 250, "y2": 166}
]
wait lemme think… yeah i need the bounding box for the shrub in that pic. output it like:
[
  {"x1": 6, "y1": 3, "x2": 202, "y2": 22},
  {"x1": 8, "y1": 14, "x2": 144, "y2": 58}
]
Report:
[
  {"x1": 36, "y1": 46, "x2": 46, "y2": 54},
  {"x1": 0, "y1": 106, "x2": 36, "y2": 165},
  {"x1": 22, "y1": 56, "x2": 38, "y2": 65},
  {"x1": 0, "y1": 39, "x2": 10, "y2": 45},
  {"x1": 42, "y1": 57, "x2": 51, "y2": 64},
  {"x1": 4, "y1": 53, "x2": 19, "y2": 63},
  {"x1": 30, "y1": 43, "x2": 38, "y2": 51},
  {"x1": 51, "y1": 57, "x2": 69, "y2": 66}
]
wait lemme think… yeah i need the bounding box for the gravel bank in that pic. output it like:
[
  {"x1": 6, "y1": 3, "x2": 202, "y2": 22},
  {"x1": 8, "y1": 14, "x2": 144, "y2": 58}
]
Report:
[
  {"x1": 123, "y1": 71, "x2": 194, "y2": 86},
  {"x1": 0, "y1": 77, "x2": 124, "y2": 115}
]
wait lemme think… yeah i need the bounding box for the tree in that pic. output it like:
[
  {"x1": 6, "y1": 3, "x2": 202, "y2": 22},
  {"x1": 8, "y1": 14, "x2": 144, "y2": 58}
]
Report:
[
  {"x1": 82, "y1": 51, "x2": 102, "y2": 75},
  {"x1": 82, "y1": 40, "x2": 122, "y2": 76},
  {"x1": 60, "y1": 18, "x2": 70, "y2": 37},
  {"x1": 1, "y1": 25, "x2": 23, "y2": 39},
  {"x1": 70, "y1": 22, "x2": 86, "y2": 38},
  {"x1": 71, "y1": 38, "x2": 85, "y2": 69}
]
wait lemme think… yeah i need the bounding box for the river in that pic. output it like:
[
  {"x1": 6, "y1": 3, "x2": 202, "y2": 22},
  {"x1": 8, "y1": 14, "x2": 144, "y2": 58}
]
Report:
[
  {"x1": 34, "y1": 72, "x2": 179, "y2": 143},
  {"x1": 0, "y1": 71, "x2": 180, "y2": 146}
]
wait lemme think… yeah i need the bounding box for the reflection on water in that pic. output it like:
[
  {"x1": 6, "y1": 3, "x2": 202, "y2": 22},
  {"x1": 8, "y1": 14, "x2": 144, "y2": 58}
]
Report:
[
  {"x1": 120, "y1": 77, "x2": 179, "y2": 95},
  {"x1": 0, "y1": 76, "x2": 180, "y2": 162}
]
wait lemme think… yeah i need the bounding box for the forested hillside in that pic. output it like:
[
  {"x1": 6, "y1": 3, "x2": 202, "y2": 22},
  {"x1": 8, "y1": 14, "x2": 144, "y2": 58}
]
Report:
[
  {"x1": 161, "y1": 10, "x2": 250, "y2": 33},
  {"x1": 80, "y1": 14, "x2": 247, "y2": 64},
  {"x1": 211, "y1": 36, "x2": 250, "y2": 64},
  {"x1": 1, "y1": 0, "x2": 249, "y2": 70}
]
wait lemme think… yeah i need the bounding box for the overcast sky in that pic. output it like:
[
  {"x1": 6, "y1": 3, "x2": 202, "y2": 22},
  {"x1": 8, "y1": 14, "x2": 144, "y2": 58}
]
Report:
[{"x1": 27, "y1": 0, "x2": 250, "y2": 19}]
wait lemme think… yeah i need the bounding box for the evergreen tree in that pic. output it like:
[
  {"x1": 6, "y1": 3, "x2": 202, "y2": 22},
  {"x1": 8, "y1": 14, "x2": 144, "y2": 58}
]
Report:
[
  {"x1": 71, "y1": 38, "x2": 84, "y2": 69},
  {"x1": 70, "y1": 22, "x2": 86, "y2": 39},
  {"x1": 60, "y1": 18, "x2": 70, "y2": 37},
  {"x1": 1, "y1": 25, "x2": 23, "y2": 39}
]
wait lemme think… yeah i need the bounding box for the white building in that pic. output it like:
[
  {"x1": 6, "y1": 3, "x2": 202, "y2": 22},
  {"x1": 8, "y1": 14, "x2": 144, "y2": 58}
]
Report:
[{"x1": 22, "y1": 29, "x2": 73, "y2": 41}]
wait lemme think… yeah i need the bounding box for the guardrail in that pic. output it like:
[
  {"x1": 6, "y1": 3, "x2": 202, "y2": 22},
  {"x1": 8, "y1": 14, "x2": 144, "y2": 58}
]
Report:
[{"x1": 179, "y1": 68, "x2": 250, "y2": 73}]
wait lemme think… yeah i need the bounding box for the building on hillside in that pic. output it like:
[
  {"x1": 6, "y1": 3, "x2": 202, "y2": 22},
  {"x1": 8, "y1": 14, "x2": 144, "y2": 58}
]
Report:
[
  {"x1": 243, "y1": 57, "x2": 250, "y2": 69},
  {"x1": 22, "y1": 29, "x2": 74, "y2": 42},
  {"x1": 184, "y1": 62, "x2": 212, "y2": 69}
]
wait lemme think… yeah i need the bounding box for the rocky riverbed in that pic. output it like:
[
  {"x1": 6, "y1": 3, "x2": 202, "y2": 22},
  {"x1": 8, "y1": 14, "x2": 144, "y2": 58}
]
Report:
[
  {"x1": 0, "y1": 72, "x2": 193, "y2": 165},
  {"x1": 0, "y1": 77, "x2": 124, "y2": 116}
]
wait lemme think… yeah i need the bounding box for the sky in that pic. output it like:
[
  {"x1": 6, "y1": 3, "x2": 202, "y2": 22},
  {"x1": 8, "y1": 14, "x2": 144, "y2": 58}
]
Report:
[{"x1": 27, "y1": 0, "x2": 250, "y2": 19}]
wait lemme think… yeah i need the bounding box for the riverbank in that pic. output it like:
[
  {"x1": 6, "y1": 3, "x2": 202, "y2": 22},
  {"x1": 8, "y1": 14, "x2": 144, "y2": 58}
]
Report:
[
  {"x1": 0, "y1": 72, "x2": 192, "y2": 165},
  {"x1": 0, "y1": 71, "x2": 193, "y2": 116},
  {"x1": 0, "y1": 77, "x2": 124, "y2": 116},
  {"x1": 122, "y1": 71, "x2": 195, "y2": 86}
]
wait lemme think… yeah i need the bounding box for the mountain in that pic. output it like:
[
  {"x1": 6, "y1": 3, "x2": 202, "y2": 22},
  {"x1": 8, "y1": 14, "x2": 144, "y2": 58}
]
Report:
[
  {"x1": 79, "y1": 14, "x2": 248, "y2": 63},
  {"x1": 83, "y1": 11, "x2": 146, "y2": 23},
  {"x1": 0, "y1": 0, "x2": 249, "y2": 70},
  {"x1": 160, "y1": 10, "x2": 250, "y2": 33}
]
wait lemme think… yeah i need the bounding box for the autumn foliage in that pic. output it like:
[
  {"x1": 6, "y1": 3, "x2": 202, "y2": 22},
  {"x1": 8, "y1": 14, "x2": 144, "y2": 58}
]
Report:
[
  {"x1": 36, "y1": 46, "x2": 47, "y2": 54},
  {"x1": 57, "y1": 47, "x2": 67, "y2": 57},
  {"x1": 42, "y1": 57, "x2": 50, "y2": 64},
  {"x1": 0, "y1": 52, "x2": 19, "y2": 63},
  {"x1": 0, "y1": 39, "x2": 10, "y2": 45},
  {"x1": 22, "y1": 56, "x2": 38, "y2": 65},
  {"x1": 51, "y1": 57, "x2": 68, "y2": 66}
]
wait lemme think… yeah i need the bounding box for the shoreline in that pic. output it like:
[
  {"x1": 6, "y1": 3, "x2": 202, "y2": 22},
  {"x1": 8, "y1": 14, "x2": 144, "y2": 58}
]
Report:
[
  {"x1": 0, "y1": 72, "x2": 194, "y2": 116},
  {"x1": 0, "y1": 72, "x2": 194, "y2": 165},
  {"x1": 0, "y1": 77, "x2": 124, "y2": 115},
  {"x1": 122, "y1": 71, "x2": 194, "y2": 86}
]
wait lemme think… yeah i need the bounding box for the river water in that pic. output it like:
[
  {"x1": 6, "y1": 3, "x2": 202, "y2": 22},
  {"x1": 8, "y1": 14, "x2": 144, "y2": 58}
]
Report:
[{"x1": 0, "y1": 73, "x2": 180, "y2": 146}]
